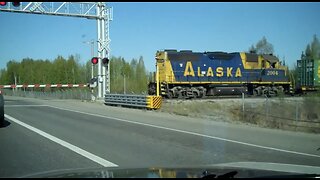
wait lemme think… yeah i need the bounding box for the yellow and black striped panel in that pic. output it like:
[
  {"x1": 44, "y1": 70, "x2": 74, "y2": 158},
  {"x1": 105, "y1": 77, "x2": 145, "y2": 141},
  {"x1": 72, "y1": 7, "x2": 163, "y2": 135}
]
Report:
[{"x1": 147, "y1": 96, "x2": 162, "y2": 109}]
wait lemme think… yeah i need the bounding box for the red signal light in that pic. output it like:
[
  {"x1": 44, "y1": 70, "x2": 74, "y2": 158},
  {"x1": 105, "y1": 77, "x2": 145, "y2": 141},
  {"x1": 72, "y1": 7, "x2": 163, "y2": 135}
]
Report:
[
  {"x1": 0, "y1": 2, "x2": 7, "y2": 6},
  {"x1": 91, "y1": 57, "x2": 99, "y2": 65}
]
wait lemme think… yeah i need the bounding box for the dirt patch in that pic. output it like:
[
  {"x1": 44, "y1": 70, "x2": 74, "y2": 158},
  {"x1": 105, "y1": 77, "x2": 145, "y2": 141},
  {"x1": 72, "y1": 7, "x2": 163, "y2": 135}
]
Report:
[
  {"x1": 160, "y1": 100, "x2": 237, "y2": 123},
  {"x1": 160, "y1": 97, "x2": 320, "y2": 134}
]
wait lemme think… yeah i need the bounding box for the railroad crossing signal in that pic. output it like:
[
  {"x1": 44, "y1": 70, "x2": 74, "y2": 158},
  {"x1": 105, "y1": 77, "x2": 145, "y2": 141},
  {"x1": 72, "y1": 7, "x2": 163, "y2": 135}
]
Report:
[
  {"x1": 0, "y1": 2, "x2": 20, "y2": 7},
  {"x1": 91, "y1": 57, "x2": 109, "y2": 66}
]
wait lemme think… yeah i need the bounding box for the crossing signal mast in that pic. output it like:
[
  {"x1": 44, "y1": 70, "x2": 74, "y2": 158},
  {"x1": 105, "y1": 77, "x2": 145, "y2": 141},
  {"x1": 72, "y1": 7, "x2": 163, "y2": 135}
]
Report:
[{"x1": 0, "y1": 2, "x2": 113, "y2": 99}]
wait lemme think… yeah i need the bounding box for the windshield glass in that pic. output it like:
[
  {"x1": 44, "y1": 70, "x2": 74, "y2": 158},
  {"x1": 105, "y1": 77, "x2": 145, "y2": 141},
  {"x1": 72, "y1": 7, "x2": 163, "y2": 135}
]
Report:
[{"x1": 0, "y1": 2, "x2": 319, "y2": 178}]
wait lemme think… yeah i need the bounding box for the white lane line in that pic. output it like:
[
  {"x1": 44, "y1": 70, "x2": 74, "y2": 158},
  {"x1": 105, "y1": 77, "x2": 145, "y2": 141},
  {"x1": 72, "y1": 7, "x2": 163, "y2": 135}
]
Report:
[
  {"x1": 4, "y1": 114, "x2": 118, "y2": 167},
  {"x1": 5, "y1": 105, "x2": 48, "y2": 107},
  {"x1": 47, "y1": 105, "x2": 320, "y2": 158}
]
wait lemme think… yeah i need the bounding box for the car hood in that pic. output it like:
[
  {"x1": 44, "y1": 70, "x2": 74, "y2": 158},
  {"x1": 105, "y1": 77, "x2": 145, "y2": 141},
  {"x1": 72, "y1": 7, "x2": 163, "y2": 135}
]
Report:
[{"x1": 21, "y1": 162, "x2": 320, "y2": 178}]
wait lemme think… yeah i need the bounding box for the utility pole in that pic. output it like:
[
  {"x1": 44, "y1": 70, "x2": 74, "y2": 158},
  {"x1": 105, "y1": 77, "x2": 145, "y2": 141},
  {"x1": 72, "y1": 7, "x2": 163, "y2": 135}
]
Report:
[
  {"x1": 124, "y1": 75, "x2": 126, "y2": 94},
  {"x1": 83, "y1": 39, "x2": 95, "y2": 79},
  {"x1": 83, "y1": 39, "x2": 96, "y2": 101},
  {"x1": 14, "y1": 74, "x2": 17, "y2": 92},
  {"x1": 91, "y1": 40, "x2": 94, "y2": 78}
]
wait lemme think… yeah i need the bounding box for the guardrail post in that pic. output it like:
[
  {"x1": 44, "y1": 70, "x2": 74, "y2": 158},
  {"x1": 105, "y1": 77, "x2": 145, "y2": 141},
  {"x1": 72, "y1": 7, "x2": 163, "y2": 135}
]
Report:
[
  {"x1": 242, "y1": 92, "x2": 244, "y2": 121},
  {"x1": 265, "y1": 95, "x2": 269, "y2": 121},
  {"x1": 295, "y1": 101, "x2": 299, "y2": 130}
]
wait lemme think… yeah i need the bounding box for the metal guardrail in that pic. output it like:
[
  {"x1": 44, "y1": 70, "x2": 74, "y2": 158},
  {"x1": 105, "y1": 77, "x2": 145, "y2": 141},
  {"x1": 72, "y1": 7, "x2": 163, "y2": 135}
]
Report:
[{"x1": 104, "y1": 94, "x2": 162, "y2": 110}]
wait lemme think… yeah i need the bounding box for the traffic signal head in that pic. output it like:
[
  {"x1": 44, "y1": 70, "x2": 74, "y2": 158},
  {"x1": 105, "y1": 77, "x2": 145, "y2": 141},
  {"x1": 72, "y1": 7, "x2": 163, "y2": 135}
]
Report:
[
  {"x1": 0, "y1": 2, "x2": 7, "y2": 6},
  {"x1": 102, "y1": 57, "x2": 109, "y2": 65},
  {"x1": 12, "y1": 2, "x2": 20, "y2": 7},
  {"x1": 91, "y1": 57, "x2": 98, "y2": 65}
]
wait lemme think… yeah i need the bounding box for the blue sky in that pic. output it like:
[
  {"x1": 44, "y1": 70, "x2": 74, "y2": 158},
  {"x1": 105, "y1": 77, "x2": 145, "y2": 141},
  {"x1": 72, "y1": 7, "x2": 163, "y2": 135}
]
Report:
[{"x1": 0, "y1": 2, "x2": 319, "y2": 72}]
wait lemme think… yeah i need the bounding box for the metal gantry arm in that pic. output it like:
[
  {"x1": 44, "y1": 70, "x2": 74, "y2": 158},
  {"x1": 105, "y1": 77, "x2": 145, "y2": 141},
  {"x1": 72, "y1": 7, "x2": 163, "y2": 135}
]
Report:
[
  {"x1": 0, "y1": 2, "x2": 98, "y2": 18},
  {"x1": 0, "y1": 2, "x2": 113, "y2": 98}
]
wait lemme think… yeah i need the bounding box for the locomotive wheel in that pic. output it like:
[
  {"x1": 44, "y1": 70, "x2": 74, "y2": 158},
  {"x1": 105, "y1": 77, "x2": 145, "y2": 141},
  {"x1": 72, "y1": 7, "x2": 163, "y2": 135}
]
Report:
[
  {"x1": 166, "y1": 91, "x2": 173, "y2": 99},
  {"x1": 193, "y1": 92, "x2": 198, "y2": 99}
]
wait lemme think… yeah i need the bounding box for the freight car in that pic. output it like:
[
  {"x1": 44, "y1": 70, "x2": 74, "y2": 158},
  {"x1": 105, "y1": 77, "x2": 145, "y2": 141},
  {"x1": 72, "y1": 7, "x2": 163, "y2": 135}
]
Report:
[
  {"x1": 148, "y1": 50, "x2": 292, "y2": 98},
  {"x1": 295, "y1": 55, "x2": 320, "y2": 93}
]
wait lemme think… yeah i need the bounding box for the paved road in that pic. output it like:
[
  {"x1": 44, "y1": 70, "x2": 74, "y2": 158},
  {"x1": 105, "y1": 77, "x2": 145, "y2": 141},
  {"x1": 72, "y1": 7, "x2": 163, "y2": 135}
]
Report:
[{"x1": 1, "y1": 96, "x2": 320, "y2": 177}]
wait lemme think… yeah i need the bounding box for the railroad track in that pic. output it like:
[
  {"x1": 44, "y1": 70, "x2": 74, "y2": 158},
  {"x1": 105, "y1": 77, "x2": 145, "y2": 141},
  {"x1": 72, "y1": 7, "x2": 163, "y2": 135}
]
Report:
[{"x1": 162, "y1": 94, "x2": 303, "y2": 102}]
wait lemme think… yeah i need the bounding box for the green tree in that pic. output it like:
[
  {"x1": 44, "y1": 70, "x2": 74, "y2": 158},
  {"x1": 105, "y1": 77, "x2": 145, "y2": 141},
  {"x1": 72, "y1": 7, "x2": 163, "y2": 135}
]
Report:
[
  {"x1": 52, "y1": 56, "x2": 68, "y2": 84},
  {"x1": 249, "y1": 36, "x2": 274, "y2": 54},
  {"x1": 66, "y1": 55, "x2": 80, "y2": 84},
  {"x1": 136, "y1": 56, "x2": 148, "y2": 93},
  {"x1": 0, "y1": 54, "x2": 150, "y2": 94},
  {"x1": 311, "y1": 34, "x2": 320, "y2": 59},
  {"x1": 248, "y1": 44, "x2": 256, "y2": 53},
  {"x1": 110, "y1": 56, "x2": 123, "y2": 93},
  {"x1": 305, "y1": 44, "x2": 312, "y2": 58},
  {"x1": 303, "y1": 34, "x2": 320, "y2": 59},
  {"x1": 6, "y1": 60, "x2": 20, "y2": 84}
]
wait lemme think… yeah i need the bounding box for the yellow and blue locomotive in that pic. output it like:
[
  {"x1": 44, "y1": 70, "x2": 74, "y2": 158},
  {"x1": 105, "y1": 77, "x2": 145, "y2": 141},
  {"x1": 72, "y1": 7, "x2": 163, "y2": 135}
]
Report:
[{"x1": 148, "y1": 50, "x2": 292, "y2": 98}]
